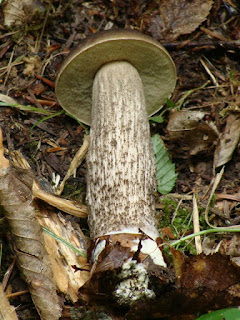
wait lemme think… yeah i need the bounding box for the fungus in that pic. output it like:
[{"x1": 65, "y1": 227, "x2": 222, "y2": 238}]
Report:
[{"x1": 56, "y1": 29, "x2": 176, "y2": 305}]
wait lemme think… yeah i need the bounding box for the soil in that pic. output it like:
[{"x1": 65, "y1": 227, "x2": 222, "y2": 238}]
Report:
[{"x1": 1, "y1": 0, "x2": 240, "y2": 319}]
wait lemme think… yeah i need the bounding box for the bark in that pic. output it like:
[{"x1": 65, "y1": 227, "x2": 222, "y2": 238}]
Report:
[{"x1": 87, "y1": 61, "x2": 159, "y2": 240}]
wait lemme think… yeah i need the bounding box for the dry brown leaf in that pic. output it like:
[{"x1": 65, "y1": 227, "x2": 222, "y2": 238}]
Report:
[
  {"x1": 0, "y1": 284, "x2": 18, "y2": 320},
  {"x1": 214, "y1": 114, "x2": 240, "y2": 168},
  {"x1": 0, "y1": 167, "x2": 62, "y2": 320},
  {"x1": 167, "y1": 110, "x2": 206, "y2": 131},
  {"x1": 3, "y1": 0, "x2": 44, "y2": 26},
  {"x1": 167, "y1": 110, "x2": 219, "y2": 155},
  {"x1": 0, "y1": 94, "x2": 18, "y2": 105},
  {"x1": 118, "y1": 250, "x2": 240, "y2": 318},
  {"x1": 149, "y1": 0, "x2": 213, "y2": 40}
]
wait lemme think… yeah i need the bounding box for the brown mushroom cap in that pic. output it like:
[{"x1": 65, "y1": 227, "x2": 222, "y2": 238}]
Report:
[{"x1": 55, "y1": 29, "x2": 176, "y2": 126}]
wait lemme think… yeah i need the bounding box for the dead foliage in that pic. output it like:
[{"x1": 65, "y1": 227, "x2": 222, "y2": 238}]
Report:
[
  {"x1": 149, "y1": 0, "x2": 214, "y2": 40},
  {"x1": 0, "y1": 166, "x2": 62, "y2": 320},
  {"x1": 0, "y1": 0, "x2": 240, "y2": 319}
]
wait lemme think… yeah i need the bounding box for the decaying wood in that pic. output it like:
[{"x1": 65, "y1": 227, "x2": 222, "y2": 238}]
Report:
[
  {"x1": 0, "y1": 284, "x2": 18, "y2": 320},
  {"x1": 0, "y1": 166, "x2": 62, "y2": 320},
  {"x1": 33, "y1": 181, "x2": 88, "y2": 218},
  {"x1": 37, "y1": 207, "x2": 89, "y2": 302}
]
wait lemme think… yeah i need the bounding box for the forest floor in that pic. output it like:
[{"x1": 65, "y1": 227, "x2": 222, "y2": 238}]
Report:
[{"x1": 1, "y1": 1, "x2": 240, "y2": 319}]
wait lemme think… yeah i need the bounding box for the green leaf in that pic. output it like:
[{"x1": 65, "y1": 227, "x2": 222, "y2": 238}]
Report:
[
  {"x1": 152, "y1": 134, "x2": 177, "y2": 195},
  {"x1": 195, "y1": 308, "x2": 240, "y2": 320},
  {"x1": 149, "y1": 115, "x2": 164, "y2": 123},
  {"x1": 165, "y1": 98, "x2": 176, "y2": 109}
]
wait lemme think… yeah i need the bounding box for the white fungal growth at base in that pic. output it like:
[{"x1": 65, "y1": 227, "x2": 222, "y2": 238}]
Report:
[
  {"x1": 131, "y1": 238, "x2": 167, "y2": 267},
  {"x1": 105, "y1": 227, "x2": 159, "y2": 241},
  {"x1": 114, "y1": 260, "x2": 155, "y2": 305},
  {"x1": 92, "y1": 239, "x2": 106, "y2": 262}
]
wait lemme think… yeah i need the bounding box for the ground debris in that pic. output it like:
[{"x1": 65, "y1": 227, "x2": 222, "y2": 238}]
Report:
[
  {"x1": 0, "y1": 283, "x2": 18, "y2": 320},
  {"x1": 214, "y1": 113, "x2": 240, "y2": 168},
  {"x1": 149, "y1": 0, "x2": 213, "y2": 40},
  {"x1": 0, "y1": 166, "x2": 62, "y2": 320}
]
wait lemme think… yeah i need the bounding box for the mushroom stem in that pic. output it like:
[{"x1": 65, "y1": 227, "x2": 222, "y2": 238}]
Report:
[
  {"x1": 87, "y1": 61, "x2": 159, "y2": 240},
  {"x1": 87, "y1": 62, "x2": 167, "y2": 304}
]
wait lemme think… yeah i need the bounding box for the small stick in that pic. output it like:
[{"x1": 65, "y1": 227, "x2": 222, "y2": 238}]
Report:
[
  {"x1": 56, "y1": 135, "x2": 89, "y2": 196},
  {"x1": 193, "y1": 194, "x2": 202, "y2": 254}
]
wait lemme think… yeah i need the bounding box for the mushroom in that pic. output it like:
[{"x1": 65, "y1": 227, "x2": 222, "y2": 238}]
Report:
[{"x1": 56, "y1": 29, "x2": 176, "y2": 305}]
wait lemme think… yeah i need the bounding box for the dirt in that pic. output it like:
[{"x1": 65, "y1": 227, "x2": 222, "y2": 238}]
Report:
[{"x1": 1, "y1": 0, "x2": 240, "y2": 319}]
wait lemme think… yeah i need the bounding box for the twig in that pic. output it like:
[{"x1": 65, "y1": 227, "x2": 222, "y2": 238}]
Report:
[
  {"x1": 6, "y1": 290, "x2": 28, "y2": 299},
  {"x1": 2, "y1": 256, "x2": 16, "y2": 290},
  {"x1": 3, "y1": 47, "x2": 15, "y2": 86},
  {"x1": 35, "y1": 73, "x2": 55, "y2": 88},
  {"x1": 204, "y1": 166, "x2": 225, "y2": 228},
  {"x1": 33, "y1": 181, "x2": 88, "y2": 218},
  {"x1": 193, "y1": 194, "x2": 202, "y2": 254},
  {"x1": 56, "y1": 135, "x2": 89, "y2": 195}
]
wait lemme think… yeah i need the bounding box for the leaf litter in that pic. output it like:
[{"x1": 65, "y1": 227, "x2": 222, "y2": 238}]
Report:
[
  {"x1": 149, "y1": 0, "x2": 214, "y2": 40},
  {"x1": 0, "y1": 152, "x2": 62, "y2": 320},
  {"x1": 1, "y1": 0, "x2": 240, "y2": 319}
]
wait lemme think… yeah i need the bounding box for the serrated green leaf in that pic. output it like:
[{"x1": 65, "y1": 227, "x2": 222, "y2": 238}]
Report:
[
  {"x1": 195, "y1": 308, "x2": 240, "y2": 320},
  {"x1": 152, "y1": 134, "x2": 177, "y2": 195},
  {"x1": 156, "y1": 162, "x2": 175, "y2": 180}
]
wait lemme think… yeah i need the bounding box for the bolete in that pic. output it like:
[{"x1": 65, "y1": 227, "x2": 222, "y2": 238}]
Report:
[{"x1": 56, "y1": 29, "x2": 176, "y2": 305}]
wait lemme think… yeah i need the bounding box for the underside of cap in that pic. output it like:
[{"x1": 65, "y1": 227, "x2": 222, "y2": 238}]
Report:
[{"x1": 55, "y1": 29, "x2": 176, "y2": 126}]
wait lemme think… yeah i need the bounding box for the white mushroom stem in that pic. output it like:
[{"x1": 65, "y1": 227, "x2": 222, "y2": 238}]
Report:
[
  {"x1": 87, "y1": 61, "x2": 166, "y2": 266},
  {"x1": 87, "y1": 61, "x2": 159, "y2": 239}
]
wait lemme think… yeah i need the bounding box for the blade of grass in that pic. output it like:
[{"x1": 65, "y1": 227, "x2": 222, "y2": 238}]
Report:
[
  {"x1": 170, "y1": 227, "x2": 240, "y2": 247},
  {"x1": 0, "y1": 102, "x2": 54, "y2": 115},
  {"x1": 30, "y1": 110, "x2": 65, "y2": 131},
  {"x1": 42, "y1": 226, "x2": 86, "y2": 257}
]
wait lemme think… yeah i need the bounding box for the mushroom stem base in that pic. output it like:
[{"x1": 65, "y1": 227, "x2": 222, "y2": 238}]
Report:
[{"x1": 88, "y1": 233, "x2": 168, "y2": 306}]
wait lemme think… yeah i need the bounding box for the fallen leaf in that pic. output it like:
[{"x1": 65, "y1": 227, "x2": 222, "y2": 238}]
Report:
[
  {"x1": 0, "y1": 94, "x2": 18, "y2": 105},
  {"x1": 214, "y1": 114, "x2": 240, "y2": 168},
  {"x1": 167, "y1": 110, "x2": 219, "y2": 155},
  {"x1": 149, "y1": 0, "x2": 213, "y2": 40},
  {"x1": 0, "y1": 167, "x2": 62, "y2": 320},
  {"x1": 3, "y1": 0, "x2": 44, "y2": 27},
  {"x1": 167, "y1": 110, "x2": 206, "y2": 131},
  {"x1": 0, "y1": 284, "x2": 18, "y2": 320}
]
